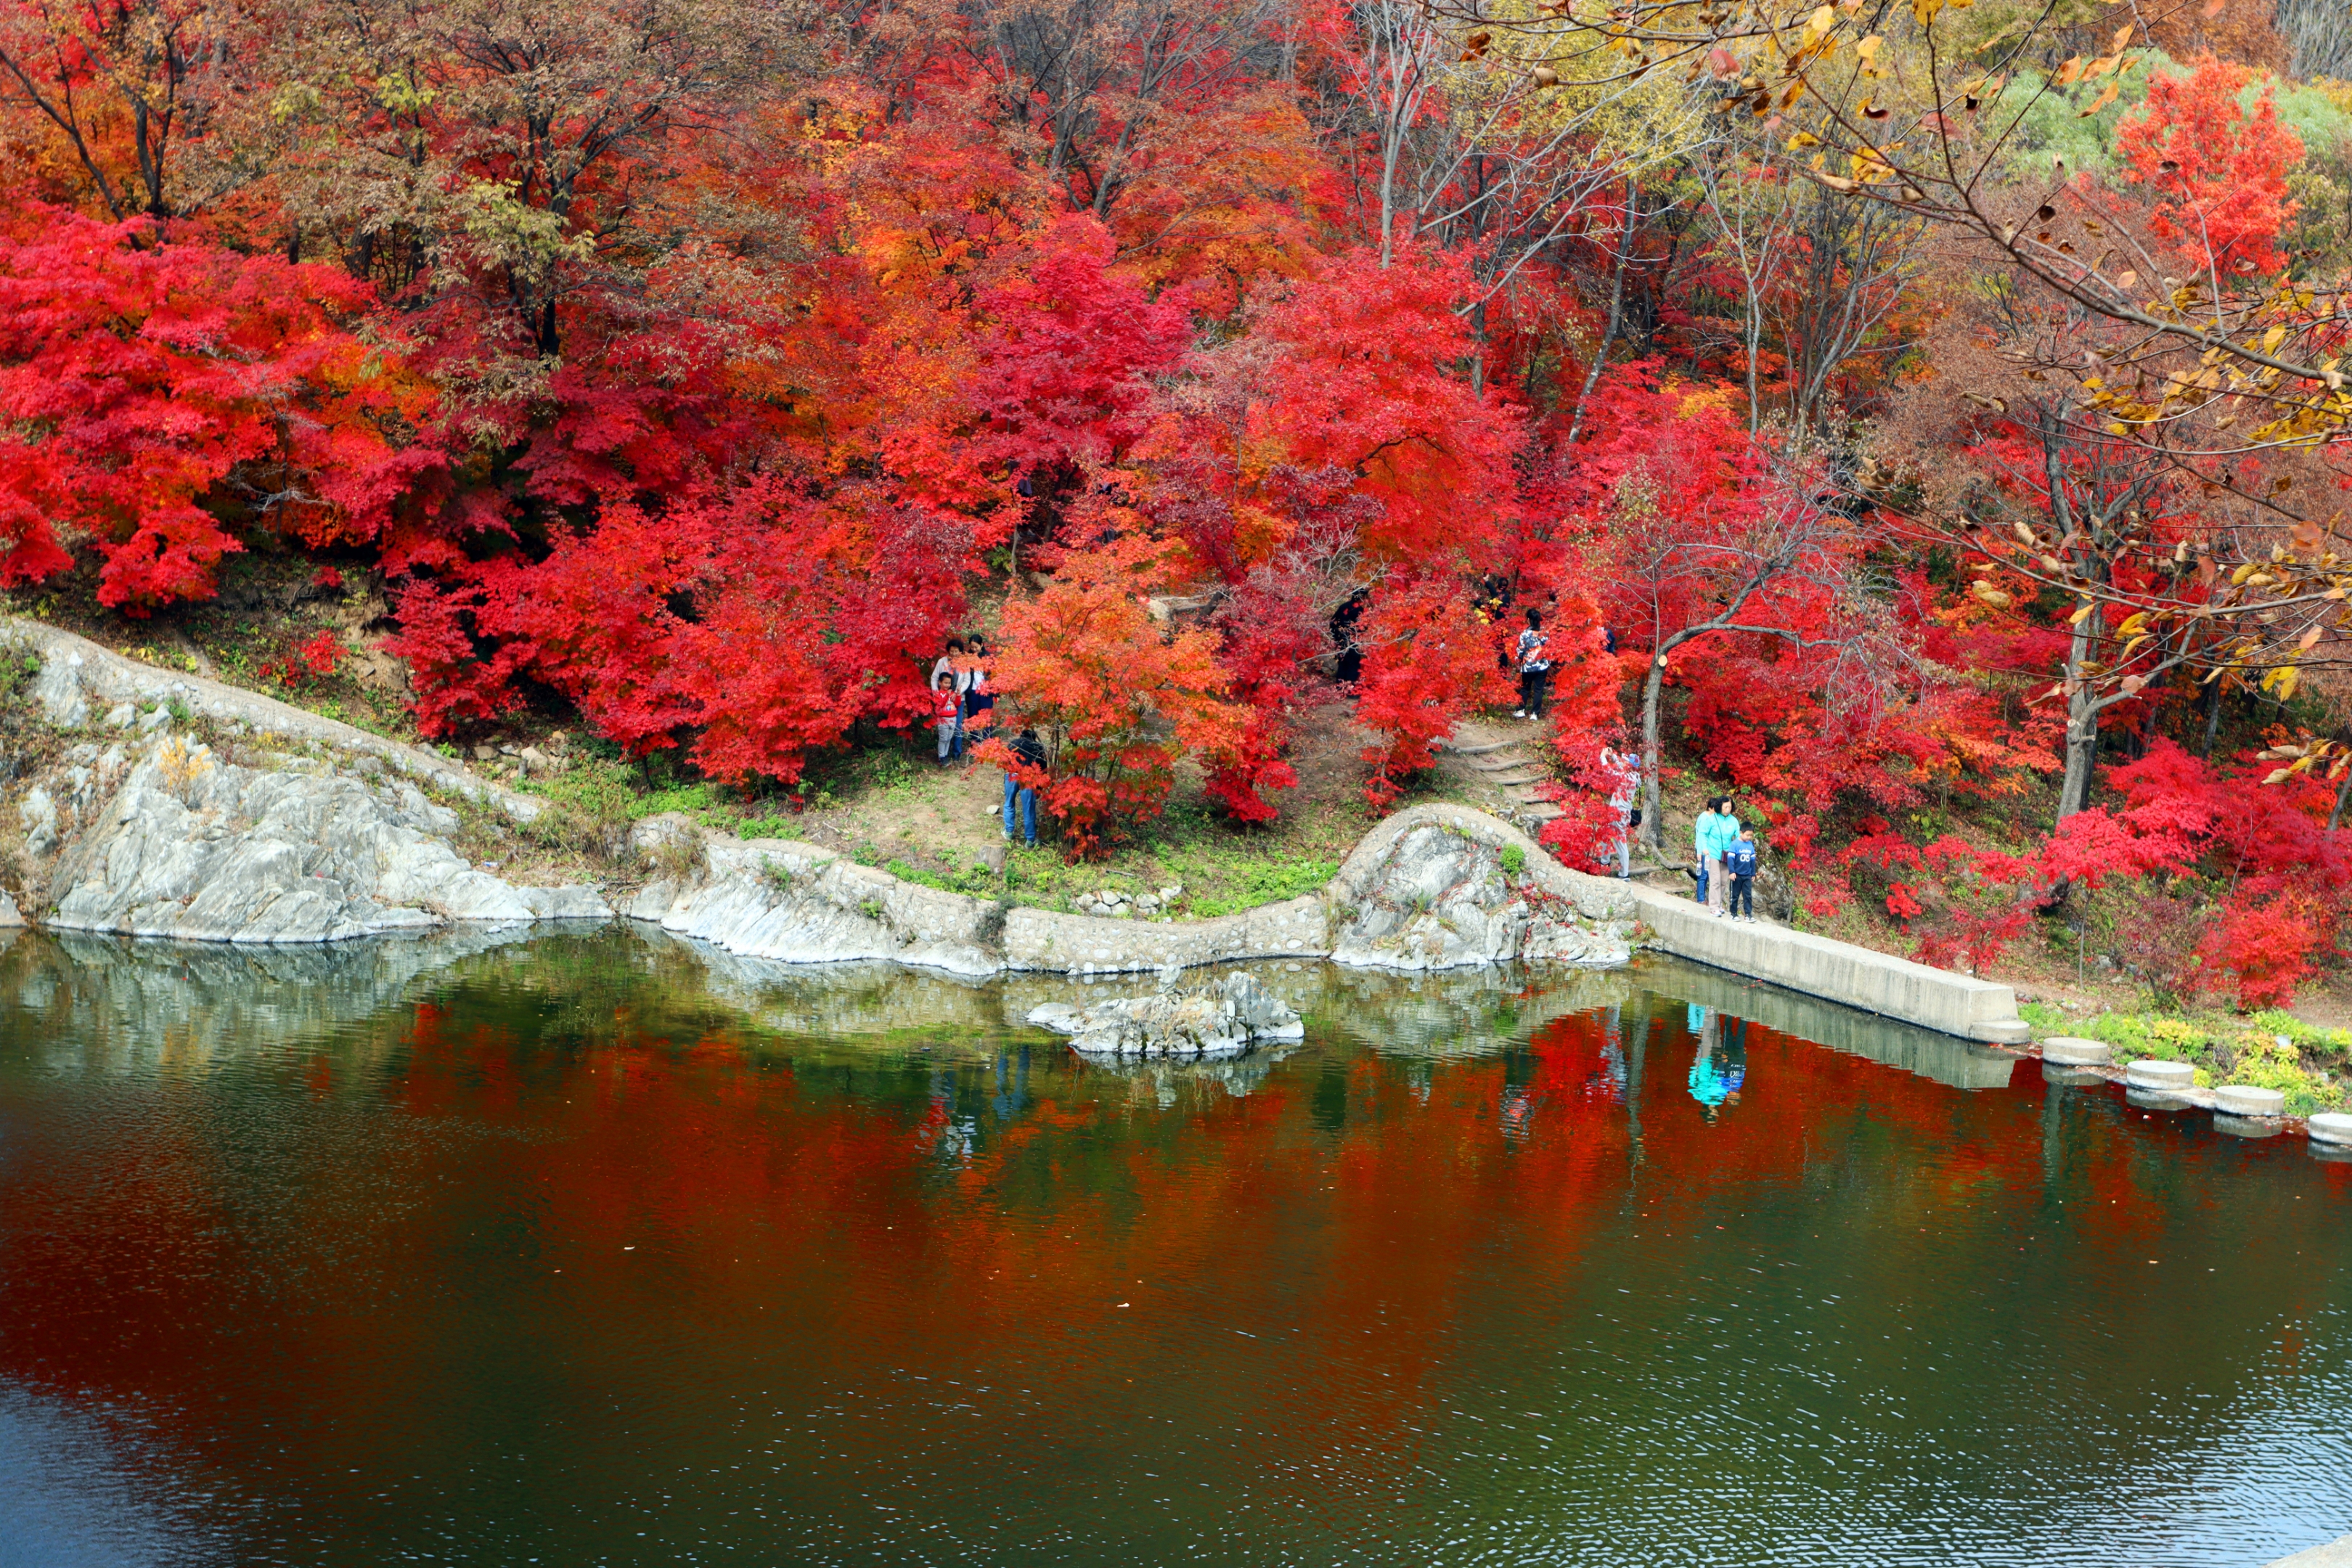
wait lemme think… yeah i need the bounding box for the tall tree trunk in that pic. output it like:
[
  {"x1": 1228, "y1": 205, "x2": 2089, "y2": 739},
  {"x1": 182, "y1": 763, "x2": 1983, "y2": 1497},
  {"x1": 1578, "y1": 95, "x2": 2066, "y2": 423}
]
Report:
[
  {"x1": 1640, "y1": 648, "x2": 1667, "y2": 850},
  {"x1": 2057, "y1": 682, "x2": 2099, "y2": 822}
]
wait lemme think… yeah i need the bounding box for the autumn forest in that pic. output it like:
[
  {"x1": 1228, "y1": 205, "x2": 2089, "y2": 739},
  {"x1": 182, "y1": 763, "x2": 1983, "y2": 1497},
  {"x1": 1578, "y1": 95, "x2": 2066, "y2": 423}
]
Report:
[{"x1": 5, "y1": 0, "x2": 2352, "y2": 1003}]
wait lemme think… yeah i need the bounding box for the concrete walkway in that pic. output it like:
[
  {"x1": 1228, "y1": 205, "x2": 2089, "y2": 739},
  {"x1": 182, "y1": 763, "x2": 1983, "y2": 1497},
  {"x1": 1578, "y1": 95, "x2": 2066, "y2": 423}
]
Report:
[
  {"x1": 1624, "y1": 878, "x2": 2032, "y2": 1043},
  {"x1": 2271, "y1": 1535, "x2": 2352, "y2": 1567}
]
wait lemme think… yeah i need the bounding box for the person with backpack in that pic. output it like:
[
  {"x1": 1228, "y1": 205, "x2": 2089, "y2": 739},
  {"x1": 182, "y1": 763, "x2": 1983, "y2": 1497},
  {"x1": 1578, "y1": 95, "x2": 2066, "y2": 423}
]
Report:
[
  {"x1": 1003, "y1": 727, "x2": 1047, "y2": 846},
  {"x1": 1514, "y1": 609, "x2": 1551, "y2": 719},
  {"x1": 1601, "y1": 744, "x2": 1641, "y2": 878}
]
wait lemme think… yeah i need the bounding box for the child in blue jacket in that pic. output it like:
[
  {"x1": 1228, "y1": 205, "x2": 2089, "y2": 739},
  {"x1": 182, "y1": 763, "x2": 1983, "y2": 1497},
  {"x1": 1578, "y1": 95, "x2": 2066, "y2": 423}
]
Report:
[{"x1": 1723, "y1": 827, "x2": 1760, "y2": 921}]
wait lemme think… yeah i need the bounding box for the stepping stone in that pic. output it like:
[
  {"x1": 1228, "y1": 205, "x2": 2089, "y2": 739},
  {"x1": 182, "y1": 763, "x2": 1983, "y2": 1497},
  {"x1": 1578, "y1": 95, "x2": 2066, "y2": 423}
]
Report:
[
  {"x1": 2309, "y1": 1112, "x2": 2352, "y2": 1146},
  {"x1": 2041, "y1": 1037, "x2": 2111, "y2": 1066},
  {"x1": 2213, "y1": 1085, "x2": 2286, "y2": 1119}
]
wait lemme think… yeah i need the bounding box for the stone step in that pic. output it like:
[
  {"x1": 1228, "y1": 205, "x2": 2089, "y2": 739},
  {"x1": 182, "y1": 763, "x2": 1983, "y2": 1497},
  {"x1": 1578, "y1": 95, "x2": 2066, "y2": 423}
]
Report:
[
  {"x1": 1485, "y1": 769, "x2": 1549, "y2": 786},
  {"x1": 1448, "y1": 740, "x2": 1516, "y2": 756},
  {"x1": 1463, "y1": 754, "x2": 1535, "y2": 772},
  {"x1": 1516, "y1": 803, "x2": 1564, "y2": 822}
]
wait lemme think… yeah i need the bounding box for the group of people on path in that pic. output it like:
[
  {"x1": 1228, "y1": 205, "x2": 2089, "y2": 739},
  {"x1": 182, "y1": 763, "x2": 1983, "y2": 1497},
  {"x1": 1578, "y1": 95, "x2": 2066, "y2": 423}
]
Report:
[
  {"x1": 929, "y1": 636, "x2": 1047, "y2": 847},
  {"x1": 1692, "y1": 796, "x2": 1761, "y2": 920}
]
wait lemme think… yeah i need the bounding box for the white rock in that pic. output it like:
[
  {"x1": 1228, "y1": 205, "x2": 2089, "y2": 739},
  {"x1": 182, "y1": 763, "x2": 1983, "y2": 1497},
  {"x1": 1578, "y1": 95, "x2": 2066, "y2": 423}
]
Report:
[
  {"x1": 136, "y1": 706, "x2": 171, "y2": 733},
  {"x1": 104, "y1": 702, "x2": 135, "y2": 730},
  {"x1": 1028, "y1": 971, "x2": 1302, "y2": 1058},
  {"x1": 18, "y1": 786, "x2": 58, "y2": 857}
]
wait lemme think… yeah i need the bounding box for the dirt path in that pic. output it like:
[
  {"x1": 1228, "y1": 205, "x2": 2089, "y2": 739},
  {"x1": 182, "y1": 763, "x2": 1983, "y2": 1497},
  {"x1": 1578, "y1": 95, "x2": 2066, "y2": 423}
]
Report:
[{"x1": 1437, "y1": 715, "x2": 1563, "y2": 832}]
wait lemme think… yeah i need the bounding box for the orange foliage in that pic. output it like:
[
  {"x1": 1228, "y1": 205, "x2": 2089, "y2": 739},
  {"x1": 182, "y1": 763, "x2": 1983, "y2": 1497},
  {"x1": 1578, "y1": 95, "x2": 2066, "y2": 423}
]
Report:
[{"x1": 976, "y1": 534, "x2": 1245, "y2": 857}]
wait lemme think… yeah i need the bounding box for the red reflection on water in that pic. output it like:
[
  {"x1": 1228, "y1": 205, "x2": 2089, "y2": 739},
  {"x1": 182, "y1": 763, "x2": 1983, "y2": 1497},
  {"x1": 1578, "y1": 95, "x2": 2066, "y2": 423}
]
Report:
[{"x1": 0, "y1": 991, "x2": 2340, "y2": 1523}]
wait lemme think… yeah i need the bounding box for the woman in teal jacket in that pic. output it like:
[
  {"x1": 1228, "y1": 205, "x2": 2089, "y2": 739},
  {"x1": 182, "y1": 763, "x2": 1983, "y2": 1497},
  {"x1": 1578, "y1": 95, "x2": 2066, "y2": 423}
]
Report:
[{"x1": 1694, "y1": 796, "x2": 1740, "y2": 915}]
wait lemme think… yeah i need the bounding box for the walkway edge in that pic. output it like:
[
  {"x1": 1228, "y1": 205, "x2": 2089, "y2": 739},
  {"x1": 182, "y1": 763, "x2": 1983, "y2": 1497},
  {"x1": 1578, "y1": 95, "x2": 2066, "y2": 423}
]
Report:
[{"x1": 1620, "y1": 877, "x2": 2032, "y2": 1044}]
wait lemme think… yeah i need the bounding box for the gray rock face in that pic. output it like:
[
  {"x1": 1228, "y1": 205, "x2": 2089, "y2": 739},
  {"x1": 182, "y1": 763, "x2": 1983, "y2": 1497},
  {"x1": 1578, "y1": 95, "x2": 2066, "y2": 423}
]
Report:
[
  {"x1": 8, "y1": 617, "x2": 539, "y2": 822},
  {"x1": 29, "y1": 738, "x2": 608, "y2": 943},
  {"x1": 1026, "y1": 970, "x2": 1304, "y2": 1058},
  {"x1": 1326, "y1": 811, "x2": 1633, "y2": 971}
]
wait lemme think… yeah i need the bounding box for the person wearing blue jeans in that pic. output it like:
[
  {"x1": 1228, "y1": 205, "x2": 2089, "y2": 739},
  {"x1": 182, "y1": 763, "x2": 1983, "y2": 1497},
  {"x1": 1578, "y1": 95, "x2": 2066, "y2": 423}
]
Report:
[{"x1": 1003, "y1": 727, "x2": 1047, "y2": 845}]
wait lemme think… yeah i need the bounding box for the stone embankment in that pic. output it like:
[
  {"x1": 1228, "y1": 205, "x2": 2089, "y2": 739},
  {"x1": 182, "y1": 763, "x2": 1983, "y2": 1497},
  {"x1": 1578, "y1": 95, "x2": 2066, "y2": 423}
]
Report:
[
  {"x1": 0, "y1": 618, "x2": 2043, "y2": 1048},
  {"x1": 625, "y1": 801, "x2": 1636, "y2": 979}
]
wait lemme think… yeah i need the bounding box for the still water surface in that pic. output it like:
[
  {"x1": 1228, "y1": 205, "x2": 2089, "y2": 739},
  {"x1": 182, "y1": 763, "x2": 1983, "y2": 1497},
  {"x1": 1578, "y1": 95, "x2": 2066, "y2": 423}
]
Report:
[{"x1": 0, "y1": 926, "x2": 2346, "y2": 1567}]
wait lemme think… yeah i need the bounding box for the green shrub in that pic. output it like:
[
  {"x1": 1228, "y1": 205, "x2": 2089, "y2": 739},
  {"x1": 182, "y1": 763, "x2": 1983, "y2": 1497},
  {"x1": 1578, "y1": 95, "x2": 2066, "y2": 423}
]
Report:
[
  {"x1": 2224, "y1": 1034, "x2": 2344, "y2": 1116},
  {"x1": 1500, "y1": 844, "x2": 1527, "y2": 877}
]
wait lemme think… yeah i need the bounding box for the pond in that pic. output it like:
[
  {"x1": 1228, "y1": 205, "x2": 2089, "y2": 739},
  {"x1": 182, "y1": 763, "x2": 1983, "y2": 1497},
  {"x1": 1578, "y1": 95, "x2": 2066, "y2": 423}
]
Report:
[{"x1": 0, "y1": 926, "x2": 2345, "y2": 1567}]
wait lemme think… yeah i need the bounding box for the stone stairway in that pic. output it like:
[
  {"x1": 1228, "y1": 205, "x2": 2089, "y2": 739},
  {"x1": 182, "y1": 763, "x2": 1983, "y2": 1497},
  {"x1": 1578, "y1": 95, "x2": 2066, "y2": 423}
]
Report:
[{"x1": 1439, "y1": 718, "x2": 1562, "y2": 830}]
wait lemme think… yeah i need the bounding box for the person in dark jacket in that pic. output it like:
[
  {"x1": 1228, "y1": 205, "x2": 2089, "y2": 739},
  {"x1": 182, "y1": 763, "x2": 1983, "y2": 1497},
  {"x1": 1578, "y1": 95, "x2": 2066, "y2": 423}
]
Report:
[
  {"x1": 963, "y1": 634, "x2": 997, "y2": 744},
  {"x1": 1723, "y1": 827, "x2": 1760, "y2": 921},
  {"x1": 1003, "y1": 727, "x2": 1047, "y2": 845}
]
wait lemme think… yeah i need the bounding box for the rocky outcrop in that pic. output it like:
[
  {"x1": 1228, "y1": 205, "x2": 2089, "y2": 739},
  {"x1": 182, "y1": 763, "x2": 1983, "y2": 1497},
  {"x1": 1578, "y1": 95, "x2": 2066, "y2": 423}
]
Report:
[
  {"x1": 8, "y1": 616, "x2": 539, "y2": 820},
  {"x1": 1026, "y1": 968, "x2": 1304, "y2": 1058},
  {"x1": 17, "y1": 733, "x2": 607, "y2": 943},
  {"x1": 1325, "y1": 804, "x2": 1636, "y2": 970}
]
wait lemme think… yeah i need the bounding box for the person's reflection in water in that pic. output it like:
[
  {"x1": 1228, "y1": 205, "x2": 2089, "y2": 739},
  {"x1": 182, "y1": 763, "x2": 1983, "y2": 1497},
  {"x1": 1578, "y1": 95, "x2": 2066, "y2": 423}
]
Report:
[
  {"x1": 1686, "y1": 1005, "x2": 1748, "y2": 1122},
  {"x1": 1590, "y1": 1003, "x2": 1629, "y2": 1103}
]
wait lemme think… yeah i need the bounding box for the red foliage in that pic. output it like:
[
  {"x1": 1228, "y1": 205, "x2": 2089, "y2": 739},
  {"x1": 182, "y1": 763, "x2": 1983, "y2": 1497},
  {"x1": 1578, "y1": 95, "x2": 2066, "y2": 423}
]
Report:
[
  {"x1": 0, "y1": 200, "x2": 409, "y2": 610},
  {"x1": 1353, "y1": 576, "x2": 1512, "y2": 810},
  {"x1": 261, "y1": 631, "x2": 346, "y2": 690},
  {"x1": 2115, "y1": 55, "x2": 2303, "y2": 279},
  {"x1": 977, "y1": 534, "x2": 1244, "y2": 857}
]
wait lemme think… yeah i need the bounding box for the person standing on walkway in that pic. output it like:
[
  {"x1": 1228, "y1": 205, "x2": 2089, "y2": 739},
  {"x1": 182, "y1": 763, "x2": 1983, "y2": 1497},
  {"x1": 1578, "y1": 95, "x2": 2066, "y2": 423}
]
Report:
[
  {"x1": 1003, "y1": 727, "x2": 1046, "y2": 846},
  {"x1": 1694, "y1": 796, "x2": 1740, "y2": 915},
  {"x1": 931, "y1": 637, "x2": 968, "y2": 764},
  {"x1": 1602, "y1": 745, "x2": 1641, "y2": 878},
  {"x1": 1514, "y1": 609, "x2": 1551, "y2": 720},
  {"x1": 1723, "y1": 827, "x2": 1760, "y2": 921}
]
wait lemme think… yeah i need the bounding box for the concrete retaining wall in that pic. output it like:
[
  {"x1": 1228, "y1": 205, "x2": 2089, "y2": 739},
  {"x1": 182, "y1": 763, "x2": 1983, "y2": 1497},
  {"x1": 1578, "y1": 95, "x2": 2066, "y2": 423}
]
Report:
[
  {"x1": 1003, "y1": 897, "x2": 1331, "y2": 973},
  {"x1": 1623, "y1": 882, "x2": 2031, "y2": 1045}
]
